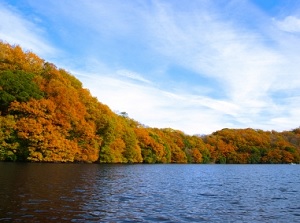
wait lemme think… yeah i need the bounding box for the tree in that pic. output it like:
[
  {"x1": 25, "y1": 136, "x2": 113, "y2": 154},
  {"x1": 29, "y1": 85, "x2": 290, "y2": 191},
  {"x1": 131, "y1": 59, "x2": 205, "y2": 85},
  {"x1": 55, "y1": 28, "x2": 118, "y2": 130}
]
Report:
[
  {"x1": 0, "y1": 42, "x2": 44, "y2": 73},
  {"x1": 0, "y1": 70, "x2": 44, "y2": 113},
  {"x1": 0, "y1": 115, "x2": 19, "y2": 161},
  {"x1": 135, "y1": 128, "x2": 166, "y2": 163},
  {"x1": 9, "y1": 99, "x2": 79, "y2": 162}
]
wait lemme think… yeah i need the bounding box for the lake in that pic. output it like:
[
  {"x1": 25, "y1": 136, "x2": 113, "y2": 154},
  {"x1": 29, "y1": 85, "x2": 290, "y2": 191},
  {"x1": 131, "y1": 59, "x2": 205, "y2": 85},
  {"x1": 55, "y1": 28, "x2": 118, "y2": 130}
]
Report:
[{"x1": 0, "y1": 163, "x2": 300, "y2": 222}]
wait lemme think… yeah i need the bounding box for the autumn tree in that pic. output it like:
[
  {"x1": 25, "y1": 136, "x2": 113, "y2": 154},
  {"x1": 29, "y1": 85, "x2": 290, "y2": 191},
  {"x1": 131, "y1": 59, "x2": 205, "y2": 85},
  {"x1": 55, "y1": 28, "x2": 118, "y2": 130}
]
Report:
[
  {"x1": 0, "y1": 115, "x2": 19, "y2": 161},
  {"x1": 2, "y1": 41, "x2": 300, "y2": 164},
  {"x1": 135, "y1": 127, "x2": 168, "y2": 163},
  {"x1": 184, "y1": 135, "x2": 210, "y2": 163},
  {"x1": 9, "y1": 99, "x2": 79, "y2": 162},
  {"x1": 0, "y1": 41, "x2": 44, "y2": 74}
]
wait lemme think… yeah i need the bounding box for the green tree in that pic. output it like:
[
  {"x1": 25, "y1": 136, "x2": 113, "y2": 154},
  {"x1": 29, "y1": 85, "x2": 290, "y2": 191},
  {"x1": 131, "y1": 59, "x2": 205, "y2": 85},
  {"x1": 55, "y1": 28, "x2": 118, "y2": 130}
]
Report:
[{"x1": 0, "y1": 70, "x2": 43, "y2": 113}]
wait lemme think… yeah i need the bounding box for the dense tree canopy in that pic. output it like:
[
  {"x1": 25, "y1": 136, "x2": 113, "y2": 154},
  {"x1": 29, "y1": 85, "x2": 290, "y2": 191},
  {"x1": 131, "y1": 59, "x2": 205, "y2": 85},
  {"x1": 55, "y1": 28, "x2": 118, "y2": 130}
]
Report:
[
  {"x1": 0, "y1": 70, "x2": 44, "y2": 113},
  {"x1": 0, "y1": 41, "x2": 300, "y2": 163}
]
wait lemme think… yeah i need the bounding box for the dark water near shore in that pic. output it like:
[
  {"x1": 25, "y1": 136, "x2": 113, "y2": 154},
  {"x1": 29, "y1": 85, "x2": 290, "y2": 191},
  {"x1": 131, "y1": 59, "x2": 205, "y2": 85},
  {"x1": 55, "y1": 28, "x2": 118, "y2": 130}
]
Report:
[{"x1": 0, "y1": 163, "x2": 300, "y2": 222}]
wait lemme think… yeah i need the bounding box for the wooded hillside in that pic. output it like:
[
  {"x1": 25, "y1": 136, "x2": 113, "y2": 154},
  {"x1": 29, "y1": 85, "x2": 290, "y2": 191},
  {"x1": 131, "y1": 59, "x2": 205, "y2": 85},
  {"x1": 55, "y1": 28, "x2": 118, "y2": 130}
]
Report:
[{"x1": 1, "y1": 41, "x2": 300, "y2": 163}]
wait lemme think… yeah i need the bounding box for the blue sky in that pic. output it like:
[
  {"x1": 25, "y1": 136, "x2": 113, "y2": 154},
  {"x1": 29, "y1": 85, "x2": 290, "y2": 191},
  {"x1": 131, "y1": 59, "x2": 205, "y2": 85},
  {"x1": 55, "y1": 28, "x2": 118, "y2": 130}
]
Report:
[{"x1": 1, "y1": 0, "x2": 300, "y2": 135}]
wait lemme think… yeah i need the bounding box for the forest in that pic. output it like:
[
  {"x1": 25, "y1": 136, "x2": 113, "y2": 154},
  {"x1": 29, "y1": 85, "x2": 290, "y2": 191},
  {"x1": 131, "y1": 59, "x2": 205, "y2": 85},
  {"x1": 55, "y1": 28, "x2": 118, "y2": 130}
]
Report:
[{"x1": 1, "y1": 41, "x2": 300, "y2": 164}]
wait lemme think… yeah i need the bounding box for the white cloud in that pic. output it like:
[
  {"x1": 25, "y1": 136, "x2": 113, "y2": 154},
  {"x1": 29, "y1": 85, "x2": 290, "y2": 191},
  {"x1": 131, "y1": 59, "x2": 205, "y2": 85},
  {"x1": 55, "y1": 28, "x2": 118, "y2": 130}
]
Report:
[
  {"x1": 38, "y1": 0, "x2": 300, "y2": 134},
  {"x1": 0, "y1": 3, "x2": 56, "y2": 57},
  {"x1": 151, "y1": 2, "x2": 281, "y2": 87},
  {"x1": 275, "y1": 16, "x2": 300, "y2": 33},
  {"x1": 116, "y1": 69, "x2": 152, "y2": 84},
  {"x1": 135, "y1": 1, "x2": 300, "y2": 133},
  {"x1": 74, "y1": 67, "x2": 234, "y2": 134},
  {"x1": 2, "y1": 0, "x2": 300, "y2": 134}
]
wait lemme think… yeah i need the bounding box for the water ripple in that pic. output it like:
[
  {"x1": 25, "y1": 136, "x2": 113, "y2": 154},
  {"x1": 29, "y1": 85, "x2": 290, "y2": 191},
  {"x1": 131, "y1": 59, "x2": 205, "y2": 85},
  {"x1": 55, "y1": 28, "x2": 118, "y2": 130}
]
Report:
[{"x1": 0, "y1": 163, "x2": 300, "y2": 222}]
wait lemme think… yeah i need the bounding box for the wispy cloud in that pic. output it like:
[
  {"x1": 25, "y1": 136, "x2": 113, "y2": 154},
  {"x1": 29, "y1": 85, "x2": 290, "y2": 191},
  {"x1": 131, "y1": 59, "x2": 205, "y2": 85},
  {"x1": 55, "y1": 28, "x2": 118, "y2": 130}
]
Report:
[
  {"x1": 1, "y1": 0, "x2": 300, "y2": 134},
  {"x1": 0, "y1": 2, "x2": 56, "y2": 57},
  {"x1": 116, "y1": 70, "x2": 152, "y2": 84},
  {"x1": 138, "y1": 0, "x2": 300, "y2": 131},
  {"x1": 275, "y1": 16, "x2": 300, "y2": 33},
  {"x1": 76, "y1": 68, "x2": 233, "y2": 134}
]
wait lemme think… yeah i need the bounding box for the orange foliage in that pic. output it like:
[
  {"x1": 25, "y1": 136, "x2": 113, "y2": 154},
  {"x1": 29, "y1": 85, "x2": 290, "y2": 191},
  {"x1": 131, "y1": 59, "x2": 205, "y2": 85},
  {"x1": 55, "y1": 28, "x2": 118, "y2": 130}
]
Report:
[
  {"x1": 0, "y1": 42, "x2": 44, "y2": 73},
  {"x1": 1, "y1": 41, "x2": 300, "y2": 164},
  {"x1": 10, "y1": 99, "x2": 79, "y2": 162}
]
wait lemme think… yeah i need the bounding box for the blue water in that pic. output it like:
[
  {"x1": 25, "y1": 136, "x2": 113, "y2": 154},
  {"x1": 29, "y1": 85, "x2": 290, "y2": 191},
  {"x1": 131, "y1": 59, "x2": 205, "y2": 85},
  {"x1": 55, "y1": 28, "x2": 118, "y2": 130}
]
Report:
[{"x1": 0, "y1": 163, "x2": 300, "y2": 222}]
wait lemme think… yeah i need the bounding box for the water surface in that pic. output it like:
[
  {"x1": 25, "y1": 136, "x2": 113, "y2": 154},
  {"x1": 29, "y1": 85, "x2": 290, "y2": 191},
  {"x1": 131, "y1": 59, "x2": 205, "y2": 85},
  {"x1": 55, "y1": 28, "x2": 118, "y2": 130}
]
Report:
[{"x1": 0, "y1": 163, "x2": 300, "y2": 222}]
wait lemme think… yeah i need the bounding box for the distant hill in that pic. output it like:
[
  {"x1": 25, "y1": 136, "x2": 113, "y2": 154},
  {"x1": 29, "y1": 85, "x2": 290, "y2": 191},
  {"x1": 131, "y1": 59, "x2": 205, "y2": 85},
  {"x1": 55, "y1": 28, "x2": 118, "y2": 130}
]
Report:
[{"x1": 1, "y1": 41, "x2": 299, "y2": 163}]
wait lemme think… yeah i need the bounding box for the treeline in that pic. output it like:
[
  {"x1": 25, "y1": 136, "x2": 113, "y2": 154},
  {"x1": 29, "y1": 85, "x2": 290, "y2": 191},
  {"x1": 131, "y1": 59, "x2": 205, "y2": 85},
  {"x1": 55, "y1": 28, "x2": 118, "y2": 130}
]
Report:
[{"x1": 0, "y1": 41, "x2": 300, "y2": 164}]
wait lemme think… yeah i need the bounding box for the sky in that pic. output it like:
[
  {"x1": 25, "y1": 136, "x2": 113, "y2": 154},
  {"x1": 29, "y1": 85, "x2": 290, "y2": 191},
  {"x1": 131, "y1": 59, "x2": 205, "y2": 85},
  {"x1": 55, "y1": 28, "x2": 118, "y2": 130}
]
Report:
[{"x1": 1, "y1": 0, "x2": 300, "y2": 135}]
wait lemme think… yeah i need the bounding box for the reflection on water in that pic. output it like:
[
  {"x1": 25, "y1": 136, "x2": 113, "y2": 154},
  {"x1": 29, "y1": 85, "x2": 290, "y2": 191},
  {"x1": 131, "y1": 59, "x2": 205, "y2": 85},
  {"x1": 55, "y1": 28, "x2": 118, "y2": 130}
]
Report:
[
  {"x1": 0, "y1": 163, "x2": 300, "y2": 222},
  {"x1": 0, "y1": 163, "x2": 89, "y2": 221}
]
